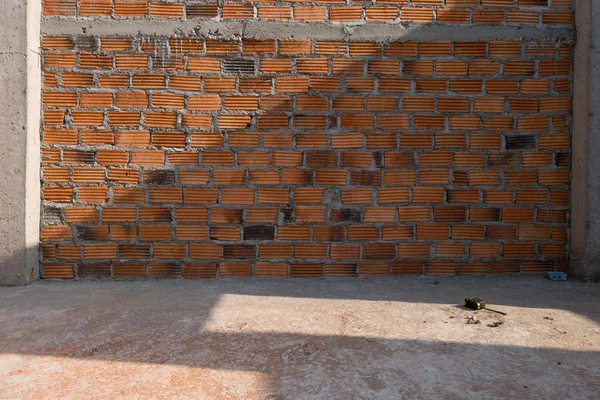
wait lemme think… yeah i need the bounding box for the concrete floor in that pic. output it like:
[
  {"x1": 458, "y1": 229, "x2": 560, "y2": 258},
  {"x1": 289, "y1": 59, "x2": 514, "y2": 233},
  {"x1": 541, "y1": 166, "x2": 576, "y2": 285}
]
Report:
[{"x1": 0, "y1": 278, "x2": 599, "y2": 399}]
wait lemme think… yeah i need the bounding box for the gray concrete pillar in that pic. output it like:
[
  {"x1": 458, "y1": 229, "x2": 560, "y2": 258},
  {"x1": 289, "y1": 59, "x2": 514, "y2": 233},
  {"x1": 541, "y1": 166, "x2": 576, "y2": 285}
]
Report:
[
  {"x1": 0, "y1": 0, "x2": 41, "y2": 285},
  {"x1": 571, "y1": 0, "x2": 600, "y2": 280}
]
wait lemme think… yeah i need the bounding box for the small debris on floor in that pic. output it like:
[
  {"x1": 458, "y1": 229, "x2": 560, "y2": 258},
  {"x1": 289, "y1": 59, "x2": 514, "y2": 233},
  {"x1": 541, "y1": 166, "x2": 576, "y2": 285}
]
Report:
[
  {"x1": 544, "y1": 316, "x2": 554, "y2": 321},
  {"x1": 263, "y1": 394, "x2": 286, "y2": 400},
  {"x1": 466, "y1": 315, "x2": 481, "y2": 325},
  {"x1": 281, "y1": 343, "x2": 319, "y2": 364},
  {"x1": 487, "y1": 321, "x2": 504, "y2": 328},
  {"x1": 547, "y1": 271, "x2": 568, "y2": 281}
]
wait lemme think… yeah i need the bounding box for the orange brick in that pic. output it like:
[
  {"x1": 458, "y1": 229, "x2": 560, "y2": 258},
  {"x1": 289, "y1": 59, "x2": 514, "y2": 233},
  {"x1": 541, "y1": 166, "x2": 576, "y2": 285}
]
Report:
[
  {"x1": 366, "y1": 7, "x2": 398, "y2": 21},
  {"x1": 259, "y1": 244, "x2": 293, "y2": 259},
  {"x1": 417, "y1": 224, "x2": 449, "y2": 240},
  {"x1": 258, "y1": 6, "x2": 291, "y2": 20},
  {"x1": 330, "y1": 6, "x2": 362, "y2": 21},
  {"x1": 255, "y1": 262, "x2": 288, "y2": 278},
  {"x1": 425, "y1": 261, "x2": 456, "y2": 276},
  {"x1": 210, "y1": 226, "x2": 241, "y2": 241},
  {"x1": 150, "y1": 2, "x2": 184, "y2": 17},
  {"x1": 325, "y1": 263, "x2": 357, "y2": 277},
  {"x1": 290, "y1": 263, "x2": 323, "y2": 277},
  {"x1": 401, "y1": 8, "x2": 433, "y2": 22},
  {"x1": 294, "y1": 6, "x2": 327, "y2": 21},
  {"x1": 362, "y1": 243, "x2": 395, "y2": 259},
  {"x1": 189, "y1": 244, "x2": 222, "y2": 260},
  {"x1": 222, "y1": 4, "x2": 254, "y2": 19},
  {"x1": 221, "y1": 188, "x2": 254, "y2": 205},
  {"x1": 43, "y1": 263, "x2": 75, "y2": 279},
  {"x1": 114, "y1": 0, "x2": 147, "y2": 17},
  {"x1": 436, "y1": 242, "x2": 465, "y2": 258}
]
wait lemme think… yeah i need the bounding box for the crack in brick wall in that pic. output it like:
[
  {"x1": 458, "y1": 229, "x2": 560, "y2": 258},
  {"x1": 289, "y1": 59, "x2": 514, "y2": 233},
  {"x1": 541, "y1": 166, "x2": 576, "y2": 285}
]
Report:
[{"x1": 39, "y1": 0, "x2": 574, "y2": 279}]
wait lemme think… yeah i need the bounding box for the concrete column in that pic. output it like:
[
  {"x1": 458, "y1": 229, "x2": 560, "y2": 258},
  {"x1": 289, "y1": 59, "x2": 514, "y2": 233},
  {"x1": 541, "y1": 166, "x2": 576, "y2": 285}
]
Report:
[
  {"x1": 571, "y1": 0, "x2": 600, "y2": 280},
  {"x1": 0, "y1": 0, "x2": 41, "y2": 285}
]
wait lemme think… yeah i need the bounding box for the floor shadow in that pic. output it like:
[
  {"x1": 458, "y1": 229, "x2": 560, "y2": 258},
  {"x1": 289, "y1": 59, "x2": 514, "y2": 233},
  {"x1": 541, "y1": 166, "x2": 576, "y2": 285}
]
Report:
[{"x1": 1, "y1": 278, "x2": 599, "y2": 398}]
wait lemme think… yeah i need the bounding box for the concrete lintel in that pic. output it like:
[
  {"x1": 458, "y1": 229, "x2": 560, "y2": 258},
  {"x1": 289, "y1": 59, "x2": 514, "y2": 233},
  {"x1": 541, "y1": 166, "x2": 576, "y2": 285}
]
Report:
[{"x1": 41, "y1": 19, "x2": 575, "y2": 42}]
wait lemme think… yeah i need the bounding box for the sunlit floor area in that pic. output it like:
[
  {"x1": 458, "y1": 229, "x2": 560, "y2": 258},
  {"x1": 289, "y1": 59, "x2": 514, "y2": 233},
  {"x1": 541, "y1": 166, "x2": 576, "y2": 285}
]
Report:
[{"x1": 1, "y1": 277, "x2": 599, "y2": 399}]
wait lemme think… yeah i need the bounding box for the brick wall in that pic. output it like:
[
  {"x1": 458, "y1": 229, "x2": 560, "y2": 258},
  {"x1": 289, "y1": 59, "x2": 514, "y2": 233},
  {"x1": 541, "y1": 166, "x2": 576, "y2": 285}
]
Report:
[{"x1": 40, "y1": 0, "x2": 573, "y2": 279}]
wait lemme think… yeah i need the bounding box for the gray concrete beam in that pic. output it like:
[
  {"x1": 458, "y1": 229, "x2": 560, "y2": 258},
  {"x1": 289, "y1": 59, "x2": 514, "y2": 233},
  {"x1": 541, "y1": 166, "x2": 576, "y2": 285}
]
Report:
[
  {"x1": 40, "y1": 19, "x2": 575, "y2": 42},
  {"x1": 0, "y1": 0, "x2": 41, "y2": 285}
]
